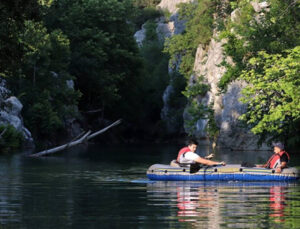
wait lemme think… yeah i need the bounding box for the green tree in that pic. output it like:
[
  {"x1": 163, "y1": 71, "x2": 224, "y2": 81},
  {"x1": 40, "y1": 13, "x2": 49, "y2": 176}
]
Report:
[
  {"x1": 8, "y1": 20, "x2": 80, "y2": 143},
  {"x1": 0, "y1": 0, "x2": 41, "y2": 78},
  {"x1": 239, "y1": 46, "x2": 300, "y2": 147},
  {"x1": 45, "y1": 0, "x2": 143, "y2": 119},
  {"x1": 137, "y1": 20, "x2": 170, "y2": 131},
  {"x1": 219, "y1": 0, "x2": 300, "y2": 91},
  {"x1": 0, "y1": 125, "x2": 23, "y2": 154},
  {"x1": 131, "y1": 0, "x2": 163, "y2": 29}
]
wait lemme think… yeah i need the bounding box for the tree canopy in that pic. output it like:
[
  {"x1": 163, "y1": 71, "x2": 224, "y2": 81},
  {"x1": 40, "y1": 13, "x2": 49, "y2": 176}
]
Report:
[
  {"x1": 0, "y1": 0, "x2": 170, "y2": 148},
  {"x1": 45, "y1": 0, "x2": 143, "y2": 115},
  {"x1": 240, "y1": 46, "x2": 300, "y2": 146},
  {"x1": 219, "y1": 0, "x2": 300, "y2": 146},
  {"x1": 219, "y1": 0, "x2": 300, "y2": 91}
]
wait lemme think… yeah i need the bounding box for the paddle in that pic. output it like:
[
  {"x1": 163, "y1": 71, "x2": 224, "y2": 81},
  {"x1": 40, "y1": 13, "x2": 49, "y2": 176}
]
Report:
[{"x1": 205, "y1": 153, "x2": 214, "y2": 159}]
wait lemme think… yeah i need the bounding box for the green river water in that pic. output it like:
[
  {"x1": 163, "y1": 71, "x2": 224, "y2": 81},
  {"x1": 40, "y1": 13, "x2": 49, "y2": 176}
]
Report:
[{"x1": 0, "y1": 144, "x2": 299, "y2": 229}]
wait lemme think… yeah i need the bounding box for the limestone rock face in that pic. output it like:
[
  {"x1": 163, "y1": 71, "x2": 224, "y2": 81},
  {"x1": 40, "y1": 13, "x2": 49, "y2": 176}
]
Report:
[
  {"x1": 193, "y1": 39, "x2": 230, "y2": 115},
  {"x1": 131, "y1": 0, "x2": 191, "y2": 134},
  {"x1": 155, "y1": 0, "x2": 193, "y2": 134},
  {"x1": 156, "y1": 17, "x2": 174, "y2": 40},
  {"x1": 4, "y1": 97, "x2": 23, "y2": 116},
  {"x1": 186, "y1": 38, "x2": 229, "y2": 139},
  {"x1": 0, "y1": 79, "x2": 34, "y2": 146},
  {"x1": 134, "y1": 0, "x2": 192, "y2": 45},
  {"x1": 157, "y1": 0, "x2": 193, "y2": 36},
  {"x1": 217, "y1": 81, "x2": 268, "y2": 150},
  {"x1": 140, "y1": 0, "x2": 268, "y2": 150},
  {"x1": 166, "y1": 0, "x2": 269, "y2": 150},
  {"x1": 0, "y1": 80, "x2": 9, "y2": 96},
  {"x1": 190, "y1": 34, "x2": 268, "y2": 150},
  {"x1": 157, "y1": 0, "x2": 193, "y2": 14}
]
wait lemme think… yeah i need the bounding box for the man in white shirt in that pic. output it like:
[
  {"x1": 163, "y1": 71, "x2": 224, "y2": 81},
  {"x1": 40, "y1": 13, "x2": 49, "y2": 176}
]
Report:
[{"x1": 177, "y1": 139, "x2": 226, "y2": 166}]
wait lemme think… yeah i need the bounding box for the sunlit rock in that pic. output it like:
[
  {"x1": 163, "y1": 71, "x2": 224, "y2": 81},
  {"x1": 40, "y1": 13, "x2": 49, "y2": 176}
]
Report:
[
  {"x1": 251, "y1": 1, "x2": 270, "y2": 12},
  {"x1": 231, "y1": 8, "x2": 240, "y2": 23},
  {"x1": 157, "y1": 0, "x2": 193, "y2": 14},
  {"x1": 190, "y1": 31, "x2": 268, "y2": 150}
]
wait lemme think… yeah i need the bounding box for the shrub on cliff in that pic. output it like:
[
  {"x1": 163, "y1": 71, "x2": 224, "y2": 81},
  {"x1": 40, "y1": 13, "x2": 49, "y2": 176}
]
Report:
[{"x1": 0, "y1": 125, "x2": 23, "y2": 154}]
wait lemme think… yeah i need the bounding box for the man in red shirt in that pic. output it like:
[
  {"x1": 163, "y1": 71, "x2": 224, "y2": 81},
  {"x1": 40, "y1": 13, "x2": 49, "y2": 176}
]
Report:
[{"x1": 256, "y1": 142, "x2": 290, "y2": 173}]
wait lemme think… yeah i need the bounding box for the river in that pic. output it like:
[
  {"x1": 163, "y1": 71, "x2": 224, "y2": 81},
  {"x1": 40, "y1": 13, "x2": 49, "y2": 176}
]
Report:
[{"x1": 0, "y1": 144, "x2": 299, "y2": 228}]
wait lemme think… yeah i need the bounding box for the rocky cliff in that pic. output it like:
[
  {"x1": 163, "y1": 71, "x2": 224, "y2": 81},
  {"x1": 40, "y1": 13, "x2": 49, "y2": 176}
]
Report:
[
  {"x1": 191, "y1": 36, "x2": 268, "y2": 150},
  {"x1": 188, "y1": 1, "x2": 269, "y2": 150},
  {"x1": 135, "y1": 0, "x2": 269, "y2": 150},
  {"x1": 0, "y1": 78, "x2": 34, "y2": 147}
]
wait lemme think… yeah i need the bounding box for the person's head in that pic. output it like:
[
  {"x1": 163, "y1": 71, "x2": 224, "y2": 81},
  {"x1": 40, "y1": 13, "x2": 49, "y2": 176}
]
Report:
[
  {"x1": 187, "y1": 138, "x2": 198, "y2": 152},
  {"x1": 272, "y1": 142, "x2": 284, "y2": 153}
]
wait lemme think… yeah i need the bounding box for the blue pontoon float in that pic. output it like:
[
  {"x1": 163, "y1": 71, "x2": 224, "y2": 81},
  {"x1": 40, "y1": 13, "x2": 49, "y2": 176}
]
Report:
[{"x1": 147, "y1": 164, "x2": 299, "y2": 182}]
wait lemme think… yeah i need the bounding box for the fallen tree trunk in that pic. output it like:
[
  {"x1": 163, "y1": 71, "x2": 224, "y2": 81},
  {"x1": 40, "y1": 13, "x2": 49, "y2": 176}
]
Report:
[{"x1": 30, "y1": 119, "x2": 121, "y2": 157}]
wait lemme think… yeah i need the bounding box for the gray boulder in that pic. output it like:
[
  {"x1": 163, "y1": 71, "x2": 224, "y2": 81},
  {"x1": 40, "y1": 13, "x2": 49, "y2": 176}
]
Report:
[{"x1": 0, "y1": 79, "x2": 34, "y2": 147}]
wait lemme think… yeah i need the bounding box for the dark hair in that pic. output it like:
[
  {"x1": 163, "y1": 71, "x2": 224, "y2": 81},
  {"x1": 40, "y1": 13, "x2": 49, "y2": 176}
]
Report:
[
  {"x1": 272, "y1": 142, "x2": 284, "y2": 150},
  {"x1": 187, "y1": 138, "x2": 198, "y2": 146}
]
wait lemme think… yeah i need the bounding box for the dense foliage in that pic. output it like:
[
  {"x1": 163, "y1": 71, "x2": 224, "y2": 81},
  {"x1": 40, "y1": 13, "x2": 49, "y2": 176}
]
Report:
[
  {"x1": 218, "y1": 0, "x2": 300, "y2": 146},
  {"x1": 15, "y1": 20, "x2": 80, "y2": 141},
  {"x1": 240, "y1": 47, "x2": 300, "y2": 146},
  {"x1": 0, "y1": 125, "x2": 23, "y2": 153},
  {"x1": 0, "y1": 1, "x2": 40, "y2": 75},
  {"x1": 0, "y1": 0, "x2": 171, "y2": 150},
  {"x1": 0, "y1": 0, "x2": 77, "y2": 146},
  {"x1": 137, "y1": 20, "x2": 170, "y2": 131},
  {"x1": 45, "y1": 0, "x2": 144, "y2": 118},
  {"x1": 131, "y1": 0, "x2": 163, "y2": 29},
  {"x1": 219, "y1": 0, "x2": 300, "y2": 91}
]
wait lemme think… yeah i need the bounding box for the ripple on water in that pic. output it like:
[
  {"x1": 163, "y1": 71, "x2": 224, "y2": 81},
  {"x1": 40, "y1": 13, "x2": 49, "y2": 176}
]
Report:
[{"x1": 145, "y1": 181, "x2": 300, "y2": 228}]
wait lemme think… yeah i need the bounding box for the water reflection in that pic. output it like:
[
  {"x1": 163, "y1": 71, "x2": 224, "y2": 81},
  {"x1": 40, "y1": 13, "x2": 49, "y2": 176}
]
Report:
[
  {"x1": 147, "y1": 181, "x2": 299, "y2": 228},
  {"x1": 0, "y1": 155, "x2": 22, "y2": 226},
  {"x1": 269, "y1": 186, "x2": 286, "y2": 222},
  {"x1": 176, "y1": 185, "x2": 220, "y2": 228}
]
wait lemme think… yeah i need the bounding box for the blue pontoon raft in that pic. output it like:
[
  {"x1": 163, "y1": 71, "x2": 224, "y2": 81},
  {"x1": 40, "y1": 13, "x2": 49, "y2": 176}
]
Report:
[{"x1": 147, "y1": 164, "x2": 299, "y2": 182}]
